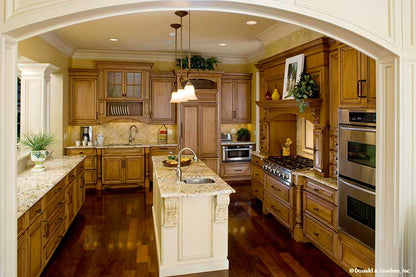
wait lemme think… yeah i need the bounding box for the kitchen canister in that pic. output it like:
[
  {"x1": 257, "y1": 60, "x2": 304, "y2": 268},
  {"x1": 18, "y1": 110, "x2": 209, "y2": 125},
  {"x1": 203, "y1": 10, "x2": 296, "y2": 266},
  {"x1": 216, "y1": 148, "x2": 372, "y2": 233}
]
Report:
[{"x1": 97, "y1": 134, "x2": 104, "y2": 145}]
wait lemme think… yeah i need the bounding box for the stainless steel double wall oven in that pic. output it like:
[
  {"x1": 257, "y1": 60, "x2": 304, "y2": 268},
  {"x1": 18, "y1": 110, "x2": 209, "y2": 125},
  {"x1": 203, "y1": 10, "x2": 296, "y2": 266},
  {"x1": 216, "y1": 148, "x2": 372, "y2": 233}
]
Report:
[{"x1": 338, "y1": 109, "x2": 376, "y2": 249}]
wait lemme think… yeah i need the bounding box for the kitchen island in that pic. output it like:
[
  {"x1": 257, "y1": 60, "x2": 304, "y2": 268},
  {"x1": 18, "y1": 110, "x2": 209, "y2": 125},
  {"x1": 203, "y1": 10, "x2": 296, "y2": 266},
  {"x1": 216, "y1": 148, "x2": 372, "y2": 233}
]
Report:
[{"x1": 152, "y1": 156, "x2": 235, "y2": 277}]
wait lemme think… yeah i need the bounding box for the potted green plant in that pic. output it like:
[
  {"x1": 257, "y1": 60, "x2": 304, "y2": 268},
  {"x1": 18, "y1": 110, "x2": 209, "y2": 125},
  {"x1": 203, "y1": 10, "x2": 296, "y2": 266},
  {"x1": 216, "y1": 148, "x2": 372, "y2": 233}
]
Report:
[
  {"x1": 236, "y1": 128, "x2": 250, "y2": 141},
  {"x1": 176, "y1": 55, "x2": 221, "y2": 70},
  {"x1": 285, "y1": 72, "x2": 320, "y2": 112},
  {"x1": 20, "y1": 132, "x2": 54, "y2": 172}
]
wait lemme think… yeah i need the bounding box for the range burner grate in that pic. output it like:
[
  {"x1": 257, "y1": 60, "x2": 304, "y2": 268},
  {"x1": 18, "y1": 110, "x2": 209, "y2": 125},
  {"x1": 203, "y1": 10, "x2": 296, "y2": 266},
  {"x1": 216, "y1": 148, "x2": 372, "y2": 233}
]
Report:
[{"x1": 266, "y1": 155, "x2": 313, "y2": 170}]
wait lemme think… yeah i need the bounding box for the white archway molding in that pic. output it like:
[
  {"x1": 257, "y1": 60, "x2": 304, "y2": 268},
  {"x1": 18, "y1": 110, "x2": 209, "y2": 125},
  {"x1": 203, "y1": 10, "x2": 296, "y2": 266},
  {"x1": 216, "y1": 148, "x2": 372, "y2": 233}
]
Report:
[{"x1": 0, "y1": 1, "x2": 414, "y2": 277}]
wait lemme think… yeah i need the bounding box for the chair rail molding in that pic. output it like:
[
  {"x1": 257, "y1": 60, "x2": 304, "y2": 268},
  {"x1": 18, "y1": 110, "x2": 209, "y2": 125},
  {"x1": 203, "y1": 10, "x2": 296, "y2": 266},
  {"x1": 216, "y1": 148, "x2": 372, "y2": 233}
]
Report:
[{"x1": 0, "y1": 1, "x2": 415, "y2": 276}]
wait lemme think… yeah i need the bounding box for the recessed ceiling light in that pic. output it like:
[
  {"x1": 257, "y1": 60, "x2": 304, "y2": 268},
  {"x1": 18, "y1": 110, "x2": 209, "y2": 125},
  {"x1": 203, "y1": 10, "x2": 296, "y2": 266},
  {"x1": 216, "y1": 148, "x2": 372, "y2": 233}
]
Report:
[
  {"x1": 219, "y1": 43, "x2": 227, "y2": 47},
  {"x1": 108, "y1": 38, "x2": 119, "y2": 42},
  {"x1": 246, "y1": 20, "x2": 257, "y2": 25}
]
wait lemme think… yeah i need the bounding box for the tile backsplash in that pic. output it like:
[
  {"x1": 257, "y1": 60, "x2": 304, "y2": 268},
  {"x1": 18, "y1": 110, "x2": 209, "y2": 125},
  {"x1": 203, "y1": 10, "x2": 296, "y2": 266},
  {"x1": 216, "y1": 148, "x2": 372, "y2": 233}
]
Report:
[{"x1": 67, "y1": 122, "x2": 177, "y2": 146}]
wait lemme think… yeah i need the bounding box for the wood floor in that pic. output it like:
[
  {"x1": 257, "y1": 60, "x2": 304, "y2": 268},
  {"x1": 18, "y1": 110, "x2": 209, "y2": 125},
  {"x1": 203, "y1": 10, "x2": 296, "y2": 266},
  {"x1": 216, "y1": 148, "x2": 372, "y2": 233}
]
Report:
[{"x1": 41, "y1": 182, "x2": 350, "y2": 277}]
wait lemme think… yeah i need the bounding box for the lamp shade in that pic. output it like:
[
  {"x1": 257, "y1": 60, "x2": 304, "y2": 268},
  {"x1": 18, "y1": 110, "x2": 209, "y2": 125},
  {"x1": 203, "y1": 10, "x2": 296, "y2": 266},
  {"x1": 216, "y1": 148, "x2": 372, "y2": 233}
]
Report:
[
  {"x1": 170, "y1": 91, "x2": 181, "y2": 103},
  {"x1": 183, "y1": 81, "x2": 197, "y2": 100}
]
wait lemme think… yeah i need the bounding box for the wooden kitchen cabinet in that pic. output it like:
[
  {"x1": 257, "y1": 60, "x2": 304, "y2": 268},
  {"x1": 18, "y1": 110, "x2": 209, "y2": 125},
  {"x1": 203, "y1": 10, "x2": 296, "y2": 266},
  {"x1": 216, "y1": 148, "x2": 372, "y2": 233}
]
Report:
[
  {"x1": 221, "y1": 73, "x2": 251, "y2": 123},
  {"x1": 339, "y1": 45, "x2": 376, "y2": 108},
  {"x1": 101, "y1": 148, "x2": 145, "y2": 187},
  {"x1": 68, "y1": 69, "x2": 98, "y2": 125},
  {"x1": 18, "y1": 232, "x2": 27, "y2": 277},
  {"x1": 313, "y1": 127, "x2": 329, "y2": 177},
  {"x1": 150, "y1": 72, "x2": 176, "y2": 123},
  {"x1": 66, "y1": 148, "x2": 97, "y2": 189},
  {"x1": 199, "y1": 158, "x2": 219, "y2": 174},
  {"x1": 96, "y1": 61, "x2": 153, "y2": 123},
  {"x1": 220, "y1": 161, "x2": 251, "y2": 181},
  {"x1": 27, "y1": 215, "x2": 43, "y2": 277}
]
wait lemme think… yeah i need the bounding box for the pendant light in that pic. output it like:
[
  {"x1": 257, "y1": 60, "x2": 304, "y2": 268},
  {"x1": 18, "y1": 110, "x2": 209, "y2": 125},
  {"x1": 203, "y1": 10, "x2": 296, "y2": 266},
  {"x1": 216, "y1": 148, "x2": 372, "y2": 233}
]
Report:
[
  {"x1": 183, "y1": 11, "x2": 197, "y2": 101},
  {"x1": 169, "y1": 23, "x2": 182, "y2": 103}
]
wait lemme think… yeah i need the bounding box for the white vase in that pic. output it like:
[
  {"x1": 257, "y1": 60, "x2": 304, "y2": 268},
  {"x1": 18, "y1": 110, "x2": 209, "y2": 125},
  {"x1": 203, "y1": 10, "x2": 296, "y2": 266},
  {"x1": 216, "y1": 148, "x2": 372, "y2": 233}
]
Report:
[{"x1": 30, "y1": 150, "x2": 48, "y2": 173}]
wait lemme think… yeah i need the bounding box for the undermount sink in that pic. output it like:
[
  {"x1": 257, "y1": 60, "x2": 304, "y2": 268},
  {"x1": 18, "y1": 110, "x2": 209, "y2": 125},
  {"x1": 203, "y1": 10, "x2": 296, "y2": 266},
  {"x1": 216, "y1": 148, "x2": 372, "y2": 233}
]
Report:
[
  {"x1": 183, "y1": 177, "x2": 215, "y2": 184},
  {"x1": 106, "y1": 143, "x2": 142, "y2": 147}
]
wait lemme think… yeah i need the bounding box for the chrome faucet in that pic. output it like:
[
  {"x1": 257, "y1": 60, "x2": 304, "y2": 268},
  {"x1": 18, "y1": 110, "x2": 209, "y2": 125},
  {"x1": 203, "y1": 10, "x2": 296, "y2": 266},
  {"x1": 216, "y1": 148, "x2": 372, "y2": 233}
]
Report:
[
  {"x1": 176, "y1": 147, "x2": 198, "y2": 182},
  {"x1": 128, "y1": 125, "x2": 138, "y2": 143}
]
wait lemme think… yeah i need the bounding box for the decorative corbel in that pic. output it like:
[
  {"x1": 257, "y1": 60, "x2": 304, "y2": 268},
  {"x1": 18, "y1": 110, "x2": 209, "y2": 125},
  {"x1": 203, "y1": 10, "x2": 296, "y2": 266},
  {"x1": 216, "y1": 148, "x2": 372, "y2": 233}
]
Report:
[
  {"x1": 215, "y1": 194, "x2": 230, "y2": 223},
  {"x1": 164, "y1": 197, "x2": 179, "y2": 227}
]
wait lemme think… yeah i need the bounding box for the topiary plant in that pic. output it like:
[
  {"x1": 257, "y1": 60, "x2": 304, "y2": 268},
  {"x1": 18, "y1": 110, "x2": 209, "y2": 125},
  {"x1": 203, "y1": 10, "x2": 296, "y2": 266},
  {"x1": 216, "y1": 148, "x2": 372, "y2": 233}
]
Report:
[{"x1": 236, "y1": 128, "x2": 250, "y2": 141}]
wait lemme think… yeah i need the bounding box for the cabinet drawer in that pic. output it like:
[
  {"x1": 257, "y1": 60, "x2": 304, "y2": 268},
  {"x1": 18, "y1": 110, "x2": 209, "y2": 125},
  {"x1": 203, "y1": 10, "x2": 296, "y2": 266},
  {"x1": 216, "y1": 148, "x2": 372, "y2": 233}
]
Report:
[
  {"x1": 339, "y1": 231, "x2": 375, "y2": 276},
  {"x1": 84, "y1": 170, "x2": 97, "y2": 184},
  {"x1": 304, "y1": 191, "x2": 337, "y2": 229},
  {"x1": 251, "y1": 179, "x2": 264, "y2": 201},
  {"x1": 82, "y1": 157, "x2": 95, "y2": 170},
  {"x1": 251, "y1": 165, "x2": 264, "y2": 183},
  {"x1": 44, "y1": 221, "x2": 65, "y2": 263},
  {"x1": 222, "y1": 162, "x2": 251, "y2": 177},
  {"x1": 44, "y1": 205, "x2": 65, "y2": 242},
  {"x1": 67, "y1": 167, "x2": 77, "y2": 185},
  {"x1": 103, "y1": 147, "x2": 144, "y2": 156},
  {"x1": 251, "y1": 155, "x2": 263, "y2": 167},
  {"x1": 28, "y1": 200, "x2": 43, "y2": 225},
  {"x1": 264, "y1": 192, "x2": 292, "y2": 229},
  {"x1": 303, "y1": 213, "x2": 337, "y2": 257},
  {"x1": 329, "y1": 135, "x2": 338, "y2": 151},
  {"x1": 265, "y1": 174, "x2": 291, "y2": 206},
  {"x1": 66, "y1": 148, "x2": 96, "y2": 156},
  {"x1": 304, "y1": 178, "x2": 337, "y2": 205},
  {"x1": 44, "y1": 178, "x2": 66, "y2": 205},
  {"x1": 44, "y1": 191, "x2": 65, "y2": 220}
]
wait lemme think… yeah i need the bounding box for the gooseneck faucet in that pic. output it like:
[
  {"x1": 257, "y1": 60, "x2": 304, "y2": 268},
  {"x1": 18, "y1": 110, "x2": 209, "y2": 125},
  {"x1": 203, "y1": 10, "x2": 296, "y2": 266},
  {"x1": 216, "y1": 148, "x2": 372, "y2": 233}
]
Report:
[
  {"x1": 176, "y1": 147, "x2": 198, "y2": 182},
  {"x1": 128, "y1": 125, "x2": 138, "y2": 143}
]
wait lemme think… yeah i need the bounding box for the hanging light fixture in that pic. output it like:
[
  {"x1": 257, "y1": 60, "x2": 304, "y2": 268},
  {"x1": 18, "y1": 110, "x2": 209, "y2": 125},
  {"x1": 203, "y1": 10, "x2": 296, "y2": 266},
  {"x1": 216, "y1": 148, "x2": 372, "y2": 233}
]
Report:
[
  {"x1": 169, "y1": 22, "x2": 182, "y2": 103},
  {"x1": 183, "y1": 10, "x2": 197, "y2": 100}
]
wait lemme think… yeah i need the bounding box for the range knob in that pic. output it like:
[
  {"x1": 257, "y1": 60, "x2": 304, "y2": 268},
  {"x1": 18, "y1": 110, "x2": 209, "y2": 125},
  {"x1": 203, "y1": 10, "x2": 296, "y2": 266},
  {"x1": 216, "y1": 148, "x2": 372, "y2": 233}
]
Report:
[
  {"x1": 263, "y1": 165, "x2": 268, "y2": 170},
  {"x1": 283, "y1": 174, "x2": 289, "y2": 180}
]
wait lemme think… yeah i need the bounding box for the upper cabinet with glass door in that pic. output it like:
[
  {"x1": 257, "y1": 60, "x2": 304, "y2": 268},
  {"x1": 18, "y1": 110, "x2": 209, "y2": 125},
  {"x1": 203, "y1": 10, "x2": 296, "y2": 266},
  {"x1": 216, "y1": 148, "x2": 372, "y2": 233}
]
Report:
[{"x1": 96, "y1": 62, "x2": 153, "y2": 123}]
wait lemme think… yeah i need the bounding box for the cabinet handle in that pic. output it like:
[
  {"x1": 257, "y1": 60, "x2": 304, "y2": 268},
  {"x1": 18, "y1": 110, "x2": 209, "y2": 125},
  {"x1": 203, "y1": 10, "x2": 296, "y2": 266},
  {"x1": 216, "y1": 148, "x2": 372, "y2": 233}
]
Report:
[
  {"x1": 234, "y1": 169, "x2": 243, "y2": 172},
  {"x1": 43, "y1": 221, "x2": 49, "y2": 237},
  {"x1": 313, "y1": 232, "x2": 319, "y2": 237},
  {"x1": 313, "y1": 188, "x2": 320, "y2": 192},
  {"x1": 356, "y1": 267, "x2": 364, "y2": 271},
  {"x1": 255, "y1": 190, "x2": 259, "y2": 192},
  {"x1": 357, "y1": 80, "x2": 366, "y2": 98},
  {"x1": 313, "y1": 207, "x2": 320, "y2": 211},
  {"x1": 271, "y1": 185, "x2": 281, "y2": 191},
  {"x1": 36, "y1": 209, "x2": 43, "y2": 214}
]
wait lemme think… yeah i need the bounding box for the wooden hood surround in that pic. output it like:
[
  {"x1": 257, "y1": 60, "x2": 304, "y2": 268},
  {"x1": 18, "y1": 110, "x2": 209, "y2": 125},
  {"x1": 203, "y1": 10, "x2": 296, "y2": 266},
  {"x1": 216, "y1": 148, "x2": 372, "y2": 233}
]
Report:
[{"x1": 255, "y1": 37, "x2": 334, "y2": 177}]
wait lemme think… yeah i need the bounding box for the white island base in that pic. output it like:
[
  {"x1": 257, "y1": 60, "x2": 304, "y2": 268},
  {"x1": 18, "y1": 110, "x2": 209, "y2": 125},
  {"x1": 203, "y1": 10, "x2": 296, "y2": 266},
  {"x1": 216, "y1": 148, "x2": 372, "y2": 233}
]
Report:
[{"x1": 152, "y1": 156, "x2": 234, "y2": 277}]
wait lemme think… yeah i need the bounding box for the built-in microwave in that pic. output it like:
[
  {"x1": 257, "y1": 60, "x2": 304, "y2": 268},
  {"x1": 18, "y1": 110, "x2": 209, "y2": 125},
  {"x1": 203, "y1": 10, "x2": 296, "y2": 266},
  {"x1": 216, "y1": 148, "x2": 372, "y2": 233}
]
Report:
[{"x1": 222, "y1": 145, "x2": 253, "y2": 162}]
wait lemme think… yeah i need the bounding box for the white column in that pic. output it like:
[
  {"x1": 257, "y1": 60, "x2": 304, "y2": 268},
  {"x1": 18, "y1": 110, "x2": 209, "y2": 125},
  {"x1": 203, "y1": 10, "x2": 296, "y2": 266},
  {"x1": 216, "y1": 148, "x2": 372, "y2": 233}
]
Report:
[
  {"x1": 0, "y1": 34, "x2": 18, "y2": 277},
  {"x1": 18, "y1": 63, "x2": 59, "y2": 134}
]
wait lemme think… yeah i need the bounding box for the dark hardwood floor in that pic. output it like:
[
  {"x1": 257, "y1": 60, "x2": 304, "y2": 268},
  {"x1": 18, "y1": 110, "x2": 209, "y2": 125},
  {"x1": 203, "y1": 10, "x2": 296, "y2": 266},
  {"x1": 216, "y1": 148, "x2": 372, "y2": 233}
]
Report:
[{"x1": 41, "y1": 182, "x2": 349, "y2": 277}]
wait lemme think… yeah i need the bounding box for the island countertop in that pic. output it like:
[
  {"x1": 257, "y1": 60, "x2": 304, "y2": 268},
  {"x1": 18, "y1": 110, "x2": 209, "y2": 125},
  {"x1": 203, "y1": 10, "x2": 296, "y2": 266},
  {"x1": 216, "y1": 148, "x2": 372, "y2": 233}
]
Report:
[
  {"x1": 152, "y1": 156, "x2": 235, "y2": 198},
  {"x1": 17, "y1": 155, "x2": 85, "y2": 218}
]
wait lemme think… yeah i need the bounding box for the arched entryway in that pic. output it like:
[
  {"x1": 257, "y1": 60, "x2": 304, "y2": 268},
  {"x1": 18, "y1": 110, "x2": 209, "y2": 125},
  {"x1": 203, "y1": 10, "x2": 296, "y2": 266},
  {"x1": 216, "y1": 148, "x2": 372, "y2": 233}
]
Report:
[{"x1": 0, "y1": 1, "x2": 410, "y2": 276}]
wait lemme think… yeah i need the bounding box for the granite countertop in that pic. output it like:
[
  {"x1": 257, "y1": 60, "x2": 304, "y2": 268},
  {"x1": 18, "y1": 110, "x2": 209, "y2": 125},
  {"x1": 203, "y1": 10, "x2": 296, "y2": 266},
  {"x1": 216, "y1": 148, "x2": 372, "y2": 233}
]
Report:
[
  {"x1": 66, "y1": 143, "x2": 177, "y2": 149},
  {"x1": 251, "y1": 151, "x2": 268, "y2": 159},
  {"x1": 152, "y1": 156, "x2": 235, "y2": 198},
  {"x1": 221, "y1": 140, "x2": 255, "y2": 146},
  {"x1": 293, "y1": 168, "x2": 338, "y2": 190},
  {"x1": 17, "y1": 156, "x2": 85, "y2": 218}
]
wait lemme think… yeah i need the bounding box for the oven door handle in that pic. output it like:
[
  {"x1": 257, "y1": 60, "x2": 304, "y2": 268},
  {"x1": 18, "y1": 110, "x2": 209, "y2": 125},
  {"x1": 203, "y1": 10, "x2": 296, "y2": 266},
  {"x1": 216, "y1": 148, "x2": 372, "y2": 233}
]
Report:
[
  {"x1": 223, "y1": 148, "x2": 252, "y2": 151},
  {"x1": 340, "y1": 178, "x2": 376, "y2": 196},
  {"x1": 339, "y1": 126, "x2": 376, "y2": 132}
]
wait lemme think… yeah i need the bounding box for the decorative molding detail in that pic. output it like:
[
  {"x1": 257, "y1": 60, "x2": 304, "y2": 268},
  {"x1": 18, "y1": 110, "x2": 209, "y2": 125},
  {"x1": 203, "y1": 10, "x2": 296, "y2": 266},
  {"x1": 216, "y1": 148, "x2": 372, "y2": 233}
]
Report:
[
  {"x1": 163, "y1": 197, "x2": 179, "y2": 227},
  {"x1": 403, "y1": 0, "x2": 416, "y2": 50},
  {"x1": 215, "y1": 195, "x2": 230, "y2": 223},
  {"x1": 39, "y1": 32, "x2": 76, "y2": 57},
  {"x1": 73, "y1": 49, "x2": 248, "y2": 64},
  {"x1": 257, "y1": 22, "x2": 301, "y2": 46}
]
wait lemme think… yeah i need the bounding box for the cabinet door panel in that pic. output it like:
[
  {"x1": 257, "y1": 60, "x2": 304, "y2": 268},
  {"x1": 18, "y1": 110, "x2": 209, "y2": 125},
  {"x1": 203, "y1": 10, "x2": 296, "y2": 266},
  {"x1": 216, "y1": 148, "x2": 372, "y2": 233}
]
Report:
[
  {"x1": 106, "y1": 71, "x2": 123, "y2": 98},
  {"x1": 221, "y1": 80, "x2": 233, "y2": 123},
  {"x1": 339, "y1": 46, "x2": 362, "y2": 107},
  {"x1": 18, "y1": 233, "x2": 27, "y2": 277},
  {"x1": 70, "y1": 78, "x2": 97, "y2": 123},
  {"x1": 125, "y1": 71, "x2": 142, "y2": 98},
  {"x1": 124, "y1": 156, "x2": 144, "y2": 183},
  {"x1": 233, "y1": 80, "x2": 251, "y2": 123},
  {"x1": 28, "y1": 217, "x2": 43, "y2": 277},
  {"x1": 313, "y1": 127, "x2": 328, "y2": 176},
  {"x1": 151, "y1": 78, "x2": 175, "y2": 123},
  {"x1": 102, "y1": 157, "x2": 123, "y2": 184},
  {"x1": 199, "y1": 104, "x2": 218, "y2": 157},
  {"x1": 182, "y1": 104, "x2": 199, "y2": 153}
]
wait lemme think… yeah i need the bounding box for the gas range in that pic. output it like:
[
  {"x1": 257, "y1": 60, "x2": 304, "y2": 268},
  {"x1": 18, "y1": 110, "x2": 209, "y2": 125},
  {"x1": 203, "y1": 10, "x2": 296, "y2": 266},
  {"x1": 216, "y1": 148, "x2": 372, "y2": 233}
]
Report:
[{"x1": 262, "y1": 155, "x2": 313, "y2": 185}]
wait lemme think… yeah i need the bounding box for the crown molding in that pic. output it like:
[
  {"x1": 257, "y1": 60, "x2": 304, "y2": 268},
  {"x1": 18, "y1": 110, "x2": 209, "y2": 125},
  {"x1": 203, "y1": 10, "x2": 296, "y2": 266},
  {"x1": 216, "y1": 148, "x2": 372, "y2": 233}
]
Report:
[
  {"x1": 72, "y1": 49, "x2": 249, "y2": 64},
  {"x1": 39, "y1": 32, "x2": 76, "y2": 57},
  {"x1": 257, "y1": 22, "x2": 301, "y2": 46}
]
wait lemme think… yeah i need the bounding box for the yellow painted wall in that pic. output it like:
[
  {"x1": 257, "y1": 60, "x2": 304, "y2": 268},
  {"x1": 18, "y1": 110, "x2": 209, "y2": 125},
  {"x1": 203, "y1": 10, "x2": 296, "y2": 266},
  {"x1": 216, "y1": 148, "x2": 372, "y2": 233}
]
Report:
[{"x1": 18, "y1": 37, "x2": 71, "y2": 155}]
